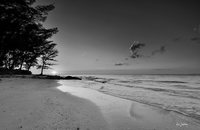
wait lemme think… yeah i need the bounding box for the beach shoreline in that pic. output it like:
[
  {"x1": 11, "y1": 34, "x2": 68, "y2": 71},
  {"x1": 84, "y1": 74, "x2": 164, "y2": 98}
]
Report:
[
  {"x1": 81, "y1": 75, "x2": 200, "y2": 122},
  {"x1": 1, "y1": 76, "x2": 200, "y2": 130},
  {"x1": 58, "y1": 80, "x2": 200, "y2": 130}
]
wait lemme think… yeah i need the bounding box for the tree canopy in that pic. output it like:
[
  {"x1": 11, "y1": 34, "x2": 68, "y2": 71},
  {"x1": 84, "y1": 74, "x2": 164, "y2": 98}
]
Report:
[{"x1": 0, "y1": 0, "x2": 58, "y2": 74}]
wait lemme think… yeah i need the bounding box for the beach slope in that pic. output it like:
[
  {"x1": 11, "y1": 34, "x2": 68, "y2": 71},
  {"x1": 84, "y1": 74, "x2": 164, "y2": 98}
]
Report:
[{"x1": 0, "y1": 78, "x2": 109, "y2": 130}]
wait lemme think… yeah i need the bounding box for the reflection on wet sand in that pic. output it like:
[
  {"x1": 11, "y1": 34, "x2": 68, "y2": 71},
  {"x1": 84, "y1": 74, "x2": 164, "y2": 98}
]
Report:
[
  {"x1": 58, "y1": 80, "x2": 200, "y2": 130},
  {"x1": 129, "y1": 102, "x2": 196, "y2": 130}
]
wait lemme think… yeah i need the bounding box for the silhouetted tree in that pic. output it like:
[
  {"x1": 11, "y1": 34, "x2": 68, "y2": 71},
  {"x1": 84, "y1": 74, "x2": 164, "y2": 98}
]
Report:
[
  {"x1": 0, "y1": 0, "x2": 36, "y2": 61},
  {"x1": 0, "y1": 0, "x2": 58, "y2": 74},
  {"x1": 37, "y1": 43, "x2": 58, "y2": 75},
  {"x1": 24, "y1": 55, "x2": 38, "y2": 71}
]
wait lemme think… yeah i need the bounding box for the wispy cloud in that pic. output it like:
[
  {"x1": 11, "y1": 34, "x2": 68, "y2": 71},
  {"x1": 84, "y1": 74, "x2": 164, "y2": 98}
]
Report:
[
  {"x1": 114, "y1": 62, "x2": 129, "y2": 66},
  {"x1": 129, "y1": 41, "x2": 145, "y2": 58},
  {"x1": 191, "y1": 37, "x2": 200, "y2": 44},
  {"x1": 151, "y1": 46, "x2": 166, "y2": 56},
  {"x1": 191, "y1": 37, "x2": 200, "y2": 41}
]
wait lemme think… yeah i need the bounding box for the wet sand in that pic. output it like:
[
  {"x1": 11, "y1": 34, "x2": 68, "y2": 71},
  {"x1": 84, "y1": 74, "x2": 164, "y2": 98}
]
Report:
[{"x1": 58, "y1": 80, "x2": 200, "y2": 130}]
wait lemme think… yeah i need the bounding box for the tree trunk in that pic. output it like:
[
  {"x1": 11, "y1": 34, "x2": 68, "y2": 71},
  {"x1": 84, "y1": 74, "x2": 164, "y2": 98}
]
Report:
[
  {"x1": 40, "y1": 67, "x2": 44, "y2": 75},
  {"x1": 19, "y1": 60, "x2": 24, "y2": 70},
  {"x1": 27, "y1": 65, "x2": 31, "y2": 71},
  {"x1": 40, "y1": 63, "x2": 44, "y2": 75}
]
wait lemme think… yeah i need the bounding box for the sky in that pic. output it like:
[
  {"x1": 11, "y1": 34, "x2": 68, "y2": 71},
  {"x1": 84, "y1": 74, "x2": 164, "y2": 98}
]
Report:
[{"x1": 33, "y1": 0, "x2": 200, "y2": 75}]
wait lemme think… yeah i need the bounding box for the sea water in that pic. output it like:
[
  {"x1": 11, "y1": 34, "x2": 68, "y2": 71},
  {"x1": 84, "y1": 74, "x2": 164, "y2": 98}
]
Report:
[
  {"x1": 82, "y1": 74, "x2": 200, "y2": 122},
  {"x1": 58, "y1": 74, "x2": 200, "y2": 129}
]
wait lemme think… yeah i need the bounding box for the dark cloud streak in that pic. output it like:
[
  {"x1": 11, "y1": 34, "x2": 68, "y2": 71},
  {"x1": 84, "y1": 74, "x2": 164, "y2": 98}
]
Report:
[
  {"x1": 114, "y1": 62, "x2": 129, "y2": 66},
  {"x1": 191, "y1": 37, "x2": 200, "y2": 41}
]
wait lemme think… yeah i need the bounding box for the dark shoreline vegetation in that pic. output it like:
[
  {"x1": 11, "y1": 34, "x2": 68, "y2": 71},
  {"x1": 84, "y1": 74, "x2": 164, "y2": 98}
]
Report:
[
  {"x1": 0, "y1": 68, "x2": 81, "y2": 80},
  {"x1": 0, "y1": 0, "x2": 58, "y2": 75},
  {"x1": 0, "y1": 74, "x2": 82, "y2": 80},
  {"x1": 0, "y1": 68, "x2": 32, "y2": 75}
]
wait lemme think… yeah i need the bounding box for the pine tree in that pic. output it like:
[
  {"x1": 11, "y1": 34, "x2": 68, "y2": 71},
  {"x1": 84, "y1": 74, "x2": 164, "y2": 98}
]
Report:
[
  {"x1": 0, "y1": 0, "x2": 58, "y2": 74},
  {"x1": 37, "y1": 43, "x2": 58, "y2": 75}
]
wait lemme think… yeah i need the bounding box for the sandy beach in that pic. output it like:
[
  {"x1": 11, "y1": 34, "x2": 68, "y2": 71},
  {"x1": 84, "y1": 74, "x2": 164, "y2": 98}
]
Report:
[
  {"x1": 1, "y1": 77, "x2": 200, "y2": 130},
  {"x1": 0, "y1": 78, "x2": 109, "y2": 130}
]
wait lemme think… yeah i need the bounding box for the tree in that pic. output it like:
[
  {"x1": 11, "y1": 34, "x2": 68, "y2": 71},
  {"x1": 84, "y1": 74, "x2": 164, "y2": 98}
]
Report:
[
  {"x1": 0, "y1": 0, "x2": 58, "y2": 74},
  {"x1": 37, "y1": 43, "x2": 58, "y2": 75},
  {"x1": 23, "y1": 51, "x2": 39, "y2": 71}
]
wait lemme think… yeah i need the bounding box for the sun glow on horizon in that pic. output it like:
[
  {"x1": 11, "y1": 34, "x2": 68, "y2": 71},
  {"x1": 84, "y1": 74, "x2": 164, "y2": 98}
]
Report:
[{"x1": 51, "y1": 70, "x2": 57, "y2": 75}]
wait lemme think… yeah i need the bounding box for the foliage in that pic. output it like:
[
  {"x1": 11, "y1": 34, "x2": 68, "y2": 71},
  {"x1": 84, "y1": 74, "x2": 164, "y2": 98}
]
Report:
[
  {"x1": 37, "y1": 43, "x2": 58, "y2": 75},
  {"x1": 0, "y1": 0, "x2": 58, "y2": 74}
]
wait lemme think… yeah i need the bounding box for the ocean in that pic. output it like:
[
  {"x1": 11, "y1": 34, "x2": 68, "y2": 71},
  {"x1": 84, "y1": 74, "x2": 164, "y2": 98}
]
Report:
[{"x1": 78, "y1": 74, "x2": 200, "y2": 122}]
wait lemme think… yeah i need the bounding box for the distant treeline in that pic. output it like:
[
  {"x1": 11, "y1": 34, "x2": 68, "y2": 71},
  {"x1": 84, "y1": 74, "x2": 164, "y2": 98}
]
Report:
[
  {"x1": 0, "y1": 0, "x2": 58, "y2": 75},
  {"x1": 0, "y1": 68, "x2": 31, "y2": 75}
]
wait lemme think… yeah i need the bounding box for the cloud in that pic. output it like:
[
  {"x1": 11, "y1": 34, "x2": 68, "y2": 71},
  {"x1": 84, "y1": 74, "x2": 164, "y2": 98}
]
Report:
[
  {"x1": 151, "y1": 46, "x2": 166, "y2": 56},
  {"x1": 129, "y1": 41, "x2": 145, "y2": 58},
  {"x1": 114, "y1": 62, "x2": 129, "y2": 66},
  {"x1": 191, "y1": 37, "x2": 200, "y2": 41},
  {"x1": 191, "y1": 37, "x2": 200, "y2": 44}
]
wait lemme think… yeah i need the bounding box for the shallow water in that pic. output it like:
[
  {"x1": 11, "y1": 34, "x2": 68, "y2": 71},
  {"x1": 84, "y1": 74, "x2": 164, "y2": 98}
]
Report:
[
  {"x1": 58, "y1": 80, "x2": 200, "y2": 130},
  {"x1": 82, "y1": 75, "x2": 200, "y2": 121}
]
